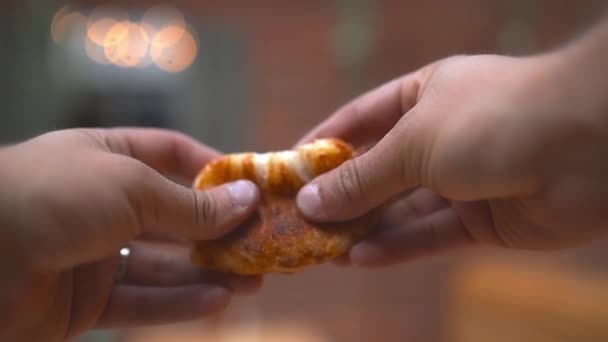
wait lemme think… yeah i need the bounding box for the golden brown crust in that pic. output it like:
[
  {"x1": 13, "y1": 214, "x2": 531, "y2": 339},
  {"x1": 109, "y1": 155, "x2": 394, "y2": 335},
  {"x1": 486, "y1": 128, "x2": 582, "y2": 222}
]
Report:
[
  {"x1": 192, "y1": 194, "x2": 378, "y2": 275},
  {"x1": 191, "y1": 139, "x2": 378, "y2": 275}
]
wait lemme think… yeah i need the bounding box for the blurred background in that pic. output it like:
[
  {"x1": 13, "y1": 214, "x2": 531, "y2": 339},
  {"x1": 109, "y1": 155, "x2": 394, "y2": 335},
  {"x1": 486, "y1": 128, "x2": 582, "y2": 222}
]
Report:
[{"x1": 3, "y1": 1, "x2": 608, "y2": 341}]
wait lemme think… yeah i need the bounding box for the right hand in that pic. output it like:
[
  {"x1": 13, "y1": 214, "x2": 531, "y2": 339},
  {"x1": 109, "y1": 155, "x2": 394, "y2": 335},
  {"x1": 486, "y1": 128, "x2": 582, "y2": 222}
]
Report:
[{"x1": 295, "y1": 53, "x2": 608, "y2": 266}]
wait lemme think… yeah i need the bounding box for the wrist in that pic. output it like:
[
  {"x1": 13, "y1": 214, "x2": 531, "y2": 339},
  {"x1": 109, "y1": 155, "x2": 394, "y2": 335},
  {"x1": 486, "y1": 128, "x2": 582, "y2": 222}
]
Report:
[{"x1": 538, "y1": 20, "x2": 608, "y2": 124}]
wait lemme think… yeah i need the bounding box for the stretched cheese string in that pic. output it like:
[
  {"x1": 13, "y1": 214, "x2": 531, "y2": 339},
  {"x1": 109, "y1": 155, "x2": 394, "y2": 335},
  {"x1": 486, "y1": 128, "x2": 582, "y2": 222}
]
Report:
[{"x1": 193, "y1": 139, "x2": 354, "y2": 195}]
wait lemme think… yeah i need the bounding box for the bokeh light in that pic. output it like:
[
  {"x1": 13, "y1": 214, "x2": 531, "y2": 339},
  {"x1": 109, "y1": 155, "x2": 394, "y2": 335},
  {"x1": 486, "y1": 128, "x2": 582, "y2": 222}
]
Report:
[
  {"x1": 51, "y1": 3, "x2": 198, "y2": 72},
  {"x1": 87, "y1": 5, "x2": 128, "y2": 46},
  {"x1": 88, "y1": 17, "x2": 119, "y2": 46},
  {"x1": 142, "y1": 4, "x2": 186, "y2": 48},
  {"x1": 51, "y1": 6, "x2": 86, "y2": 44},
  {"x1": 107, "y1": 22, "x2": 150, "y2": 68},
  {"x1": 102, "y1": 21, "x2": 129, "y2": 67},
  {"x1": 150, "y1": 25, "x2": 186, "y2": 50},
  {"x1": 102, "y1": 21, "x2": 129, "y2": 47},
  {"x1": 151, "y1": 26, "x2": 198, "y2": 73}
]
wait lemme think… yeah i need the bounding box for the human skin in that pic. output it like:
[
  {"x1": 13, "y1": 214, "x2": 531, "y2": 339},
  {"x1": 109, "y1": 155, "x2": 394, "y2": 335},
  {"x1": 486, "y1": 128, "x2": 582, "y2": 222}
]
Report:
[
  {"x1": 0, "y1": 128, "x2": 262, "y2": 340},
  {"x1": 296, "y1": 20, "x2": 608, "y2": 266}
]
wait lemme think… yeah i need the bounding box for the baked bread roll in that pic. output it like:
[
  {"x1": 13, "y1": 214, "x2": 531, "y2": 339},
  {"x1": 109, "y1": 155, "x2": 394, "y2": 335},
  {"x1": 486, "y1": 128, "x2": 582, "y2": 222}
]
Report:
[{"x1": 191, "y1": 139, "x2": 378, "y2": 275}]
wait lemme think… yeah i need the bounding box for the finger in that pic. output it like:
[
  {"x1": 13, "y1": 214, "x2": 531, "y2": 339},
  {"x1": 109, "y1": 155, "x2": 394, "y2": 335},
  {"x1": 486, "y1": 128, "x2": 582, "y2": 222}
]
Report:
[
  {"x1": 349, "y1": 207, "x2": 474, "y2": 267},
  {"x1": 100, "y1": 128, "x2": 221, "y2": 180},
  {"x1": 126, "y1": 164, "x2": 260, "y2": 239},
  {"x1": 297, "y1": 116, "x2": 426, "y2": 222},
  {"x1": 124, "y1": 241, "x2": 262, "y2": 294},
  {"x1": 333, "y1": 188, "x2": 448, "y2": 266},
  {"x1": 96, "y1": 284, "x2": 230, "y2": 329},
  {"x1": 295, "y1": 72, "x2": 423, "y2": 148},
  {"x1": 296, "y1": 74, "x2": 435, "y2": 221},
  {"x1": 380, "y1": 188, "x2": 449, "y2": 225},
  {"x1": 452, "y1": 200, "x2": 504, "y2": 246}
]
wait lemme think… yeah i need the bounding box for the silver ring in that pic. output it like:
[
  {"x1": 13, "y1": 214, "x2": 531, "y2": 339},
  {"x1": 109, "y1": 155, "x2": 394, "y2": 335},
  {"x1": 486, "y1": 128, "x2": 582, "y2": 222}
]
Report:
[{"x1": 115, "y1": 245, "x2": 131, "y2": 283}]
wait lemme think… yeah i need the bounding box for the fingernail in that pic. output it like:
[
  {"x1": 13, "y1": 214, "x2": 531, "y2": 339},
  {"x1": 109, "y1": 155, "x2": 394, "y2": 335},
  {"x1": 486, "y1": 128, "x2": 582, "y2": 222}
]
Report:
[
  {"x1": 228, "y1": 180, "x2": 258, "y2": 208},
  {"x1": 297, "y1": 183, "x2": 324, "y2": 219}
]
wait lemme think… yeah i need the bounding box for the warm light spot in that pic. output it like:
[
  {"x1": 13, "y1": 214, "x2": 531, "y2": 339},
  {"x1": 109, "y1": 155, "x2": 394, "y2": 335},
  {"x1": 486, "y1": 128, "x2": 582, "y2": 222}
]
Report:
[
  {"x1": 87, "y1": 17, "x2": 118, "y2": 46},
  {"x1": 103, "y1": 44, "x2": 127, "y2": 67},
  {"x1": 51, "y1": 6, "x2": 70, "y2": 43},
  {"x1": 151, "y1": 27, "x2": 198, "y2": 73},
  {"x1": 103, "y1": 21, "x2": 129, "y2": 47},
  {"x1": 51, "y1": 6, "x2": 86, "y2": 44},
  {"x1": 85, "y1": 37, "x2": 110, "y2": 65},
  {"x1": 103, "y1": 22, "x2": 130, "y2": 67},
  {"x1": 87, "y1": 5, "x2": 128, "y2": 36},
  {"x1": 142, "y1": 4, "x2": 186, "y2": 49},
  {"x1": 151, "y1": 25, "x2": 186, "y2": 50},
  {"x1": 53, "y1": 3, "x2": 199, "y2": 71},
  {"x1": 104, "y1": 22, "x2": 150, "y2": 68},
  {"x1": 87, "y1": 5, "x2": 129, "y2": 47},
  {"x1": 134, "y1": 23, "x2": 156, "y2": 69}
]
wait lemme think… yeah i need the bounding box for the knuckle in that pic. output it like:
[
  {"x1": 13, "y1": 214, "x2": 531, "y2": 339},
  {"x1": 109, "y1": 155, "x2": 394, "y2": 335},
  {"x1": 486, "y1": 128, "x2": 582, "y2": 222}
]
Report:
[
  {"x1": 192, "y1": 190, "x2": 217, "y2": 230},
  {"x1": 336, "y1": 160, "x2": 365, "y2": 203},
  {"x1": 117, "y1": 160, "x2": 158, "y2": 233},
  {"x1": 71, "y1": 128, "x2": 107, "y2": 149},
  {"x1": 489, "y1": 200, "x2": 524, "y2": 248}
]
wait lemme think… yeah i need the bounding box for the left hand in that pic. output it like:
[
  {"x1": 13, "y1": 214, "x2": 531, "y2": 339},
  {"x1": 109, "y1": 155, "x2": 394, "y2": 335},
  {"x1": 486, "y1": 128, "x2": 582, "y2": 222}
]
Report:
[{"x1": 0, "y1": 128, "x2": 262, "y2": 340}]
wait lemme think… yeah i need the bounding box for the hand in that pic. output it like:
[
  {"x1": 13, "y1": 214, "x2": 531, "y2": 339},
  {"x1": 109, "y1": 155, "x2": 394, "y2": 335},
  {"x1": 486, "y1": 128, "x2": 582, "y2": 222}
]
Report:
[
  {"x1": 0, "y1": 128, "x2": 262, "y2": 340},
  {"x1": 296, "y1": 52, "x2": 608, "y2": 266}
]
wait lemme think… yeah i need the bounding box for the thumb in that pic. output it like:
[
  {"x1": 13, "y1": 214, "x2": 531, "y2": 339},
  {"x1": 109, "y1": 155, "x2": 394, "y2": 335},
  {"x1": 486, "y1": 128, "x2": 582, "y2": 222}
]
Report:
[
  {"x1": 133, "y1": 168, "x2": 261, "y2": 240},
  {"x1": 296, "y1": 119, "x2": 428, "y2": 221}
]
